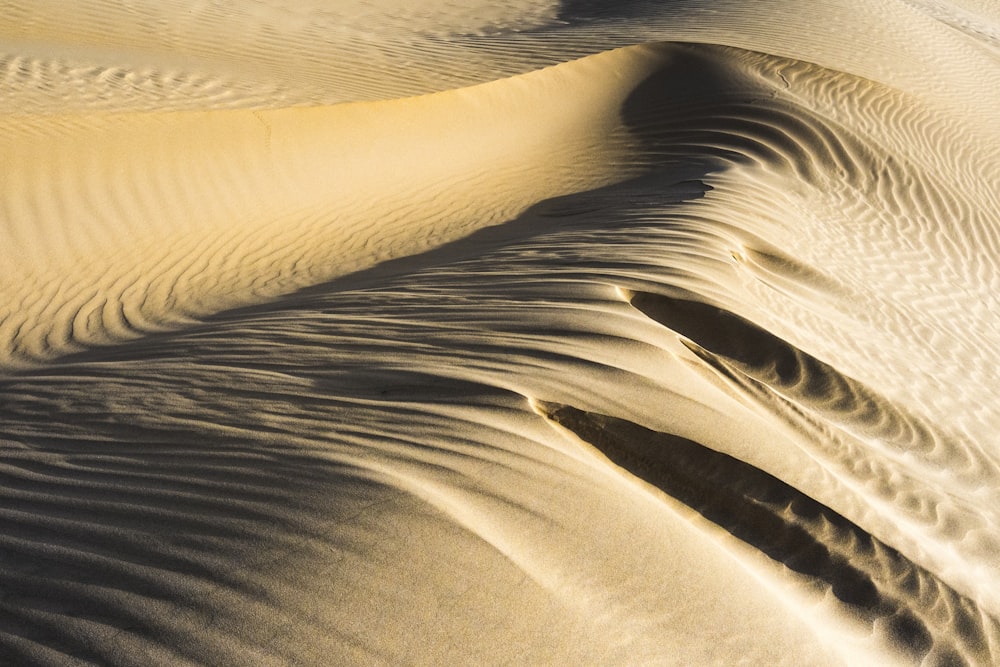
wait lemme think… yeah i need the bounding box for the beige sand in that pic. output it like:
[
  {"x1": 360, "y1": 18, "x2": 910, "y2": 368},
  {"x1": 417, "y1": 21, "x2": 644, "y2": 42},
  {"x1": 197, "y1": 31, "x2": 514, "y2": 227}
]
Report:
[{"x1": 1, "y1": 1, "x2": 1000, "y2": 665}]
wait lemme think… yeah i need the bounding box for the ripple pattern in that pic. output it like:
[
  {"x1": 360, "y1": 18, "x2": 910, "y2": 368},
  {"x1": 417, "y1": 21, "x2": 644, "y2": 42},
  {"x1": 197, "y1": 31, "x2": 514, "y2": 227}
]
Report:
[{"x1": 3, "y1": 1, "x2": 1000, "y2": 665}]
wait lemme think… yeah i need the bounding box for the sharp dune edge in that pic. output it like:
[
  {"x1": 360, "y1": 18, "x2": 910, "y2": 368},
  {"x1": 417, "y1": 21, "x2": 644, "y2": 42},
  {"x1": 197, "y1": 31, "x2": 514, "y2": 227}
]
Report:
[{"x1": 2, "y1": 1, "x2": 1000, "y2": 665}]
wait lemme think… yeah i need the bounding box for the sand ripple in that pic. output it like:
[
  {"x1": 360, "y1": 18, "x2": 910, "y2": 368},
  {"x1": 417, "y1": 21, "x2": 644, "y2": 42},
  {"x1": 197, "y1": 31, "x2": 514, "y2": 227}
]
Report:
[{"x1": 3, "y1": 1, "x2": 1000, "y2": 664}]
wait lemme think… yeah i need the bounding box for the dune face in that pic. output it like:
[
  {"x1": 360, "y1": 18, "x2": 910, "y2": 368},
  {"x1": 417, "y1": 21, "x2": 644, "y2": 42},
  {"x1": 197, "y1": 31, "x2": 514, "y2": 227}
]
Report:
[{"x1": 2, "y1": 2, "x2": 1000, "y2": 666}]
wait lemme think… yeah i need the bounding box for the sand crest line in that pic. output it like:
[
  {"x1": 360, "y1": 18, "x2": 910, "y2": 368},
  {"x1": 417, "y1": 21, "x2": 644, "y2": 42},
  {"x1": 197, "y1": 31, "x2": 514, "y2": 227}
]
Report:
[
  {"x1": 3, "y1": 2, "x2": 1000, "y2": 664},
  {"x1": 0, "y1": 43, "x2": 677, "y2": 369}
]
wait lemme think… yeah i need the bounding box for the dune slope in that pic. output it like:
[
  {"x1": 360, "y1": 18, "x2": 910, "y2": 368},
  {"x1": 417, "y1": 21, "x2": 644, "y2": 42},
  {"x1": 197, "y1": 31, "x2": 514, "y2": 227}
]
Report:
[{"x1": 2, "y1": 1, "x2": 1000, "y2": 665}]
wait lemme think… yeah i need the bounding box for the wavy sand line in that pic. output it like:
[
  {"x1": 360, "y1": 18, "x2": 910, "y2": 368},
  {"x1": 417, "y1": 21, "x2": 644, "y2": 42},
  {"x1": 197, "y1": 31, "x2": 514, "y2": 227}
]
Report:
[
  {"x1": 625, "y1": 290, "x2": 1000, "y2": 616},
  {"x1": 3, "y1": 2, "x2": 1000, "y2": 664},
  {"x1": 0, "y1": 43, "x2": 676, "y2": 369},
  {"x1": 610, "y1": 43, "x2": 1000, "y2": 482},
  {"x1": 536, "y1": 401, "x2": 1000, "y2": 666}
]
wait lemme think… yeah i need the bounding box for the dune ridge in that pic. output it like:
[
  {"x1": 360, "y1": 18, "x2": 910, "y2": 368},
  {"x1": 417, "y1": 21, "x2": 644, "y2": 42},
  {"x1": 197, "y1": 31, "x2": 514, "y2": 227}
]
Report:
[
  {"x1": 2, "y1": 0, "x2": 1000, "y2": 664},
  {"x1": 0, "y1": 42, "x2": 671, "y2": 367}
]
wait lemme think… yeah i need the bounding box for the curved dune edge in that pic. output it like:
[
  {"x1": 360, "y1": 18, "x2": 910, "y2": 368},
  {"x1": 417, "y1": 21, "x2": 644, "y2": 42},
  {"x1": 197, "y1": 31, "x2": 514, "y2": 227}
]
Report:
[
  {"x1": 0, "y1": 43, "x2": 672, "y2": 368},
  {"x1": 3, "y1": 2, "x2": 1000, "y2": 665}
]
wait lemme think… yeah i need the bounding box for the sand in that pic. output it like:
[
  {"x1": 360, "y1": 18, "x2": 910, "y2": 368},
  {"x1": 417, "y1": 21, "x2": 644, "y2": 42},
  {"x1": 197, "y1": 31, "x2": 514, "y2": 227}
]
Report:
[{"x1": 1, "y1": 1, "x2": 999, "y2": 665}]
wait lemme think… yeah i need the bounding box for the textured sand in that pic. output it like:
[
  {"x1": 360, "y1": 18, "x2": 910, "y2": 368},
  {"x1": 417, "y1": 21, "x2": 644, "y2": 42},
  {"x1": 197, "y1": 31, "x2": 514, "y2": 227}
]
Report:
[{"x1": 2, "y1": 1, "x2": 1000, "y2": 665}]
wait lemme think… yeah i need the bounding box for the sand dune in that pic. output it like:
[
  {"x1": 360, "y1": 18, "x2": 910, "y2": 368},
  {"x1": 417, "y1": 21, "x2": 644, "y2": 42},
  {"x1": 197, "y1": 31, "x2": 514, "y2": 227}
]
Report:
[
  {"x1": 0, "y1": 43, "x2": 669, "y2": 367},
  {"x1": 2, "y1": 0, "x2": 1000, "y2": 665}
]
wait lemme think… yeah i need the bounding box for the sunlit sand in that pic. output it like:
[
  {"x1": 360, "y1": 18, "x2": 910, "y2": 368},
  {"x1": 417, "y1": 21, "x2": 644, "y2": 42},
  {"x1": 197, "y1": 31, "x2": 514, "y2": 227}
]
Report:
[{"x1": 1, "y1": 1, "x2": 999, "y2": 664}]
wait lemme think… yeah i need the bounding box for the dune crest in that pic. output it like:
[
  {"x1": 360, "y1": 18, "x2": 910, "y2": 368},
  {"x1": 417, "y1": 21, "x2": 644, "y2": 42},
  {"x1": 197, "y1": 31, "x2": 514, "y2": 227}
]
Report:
[
  {"x1": 2, "y1": 1, "x2": 1000, "y2": 665},
  {"x1": 1, "y1": 43, "x2": 668, "y2": 367}
]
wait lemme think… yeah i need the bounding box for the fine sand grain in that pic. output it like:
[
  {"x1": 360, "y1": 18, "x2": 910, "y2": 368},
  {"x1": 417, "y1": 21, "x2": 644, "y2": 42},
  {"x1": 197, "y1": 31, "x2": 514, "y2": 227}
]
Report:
[{"x1": 2, "y1": 1, "x2": 1000, "y2": 665}]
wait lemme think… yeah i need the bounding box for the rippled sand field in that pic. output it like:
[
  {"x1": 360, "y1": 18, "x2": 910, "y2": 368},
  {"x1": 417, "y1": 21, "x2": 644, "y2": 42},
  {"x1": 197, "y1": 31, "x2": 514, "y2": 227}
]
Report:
[{"x1": 2, "y1": 1, "x2": 1000, "y2": 664}]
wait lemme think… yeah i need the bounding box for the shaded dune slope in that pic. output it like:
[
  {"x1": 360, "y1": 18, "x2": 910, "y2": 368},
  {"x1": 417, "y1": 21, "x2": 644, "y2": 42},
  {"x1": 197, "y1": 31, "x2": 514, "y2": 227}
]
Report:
[
  {"x1": 3, "y1": 2, "x2": 1000, "y2": 665},
  {"x1": 536, "y1": 401, "x2": 1000, "y2": 667}
]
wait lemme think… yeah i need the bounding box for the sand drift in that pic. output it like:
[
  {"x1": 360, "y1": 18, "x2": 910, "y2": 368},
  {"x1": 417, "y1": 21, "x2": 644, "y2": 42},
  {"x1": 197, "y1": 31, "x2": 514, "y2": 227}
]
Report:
[{"x1": 2, "y1": 1, "x2": 1000, "y2": 665}]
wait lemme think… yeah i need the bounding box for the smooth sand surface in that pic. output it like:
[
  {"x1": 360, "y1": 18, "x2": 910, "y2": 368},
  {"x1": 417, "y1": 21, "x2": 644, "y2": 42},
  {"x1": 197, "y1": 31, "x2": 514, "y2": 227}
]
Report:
[{"x1": 2, "y1": 1, "x2": 1000, "y2": 665}]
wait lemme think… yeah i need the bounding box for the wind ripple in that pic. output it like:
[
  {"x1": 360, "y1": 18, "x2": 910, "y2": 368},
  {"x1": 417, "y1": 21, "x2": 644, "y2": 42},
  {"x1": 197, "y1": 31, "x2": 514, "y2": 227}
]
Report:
[{"x1": 2, "y1": 2, "x2": 1000, "y2": 664}]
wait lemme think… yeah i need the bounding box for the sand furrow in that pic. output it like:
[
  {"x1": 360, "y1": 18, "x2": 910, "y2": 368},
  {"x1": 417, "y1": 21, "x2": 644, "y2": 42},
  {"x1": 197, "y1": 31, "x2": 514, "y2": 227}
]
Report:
[
  {"x1": 623, "y1": 291, "x2": 1000, "y2": 613},
  {"x1": 536, "y1": 402, "x2": 1000, "y2": 666},
  {"x1": 3, "y1": 1, "x2": 1000, "y2": 664}
]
